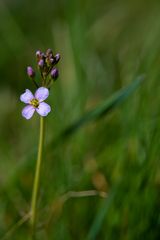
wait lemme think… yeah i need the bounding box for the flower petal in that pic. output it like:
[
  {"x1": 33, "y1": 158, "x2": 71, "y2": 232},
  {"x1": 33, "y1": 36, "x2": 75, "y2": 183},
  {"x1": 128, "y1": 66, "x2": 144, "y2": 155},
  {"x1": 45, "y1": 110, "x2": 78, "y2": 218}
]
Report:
[
  {"x1": 20, "y1": 89, "x2": 34, "y2": 103},
  {"x1": 35, "y1": 87, "x2": 49, "y2": 102},
  {"x1": 36, "y1": 102, "x2": 51, "y2": 117},
  {"x1": 22, "y1": 105, "x2": 35, "y2": 120}
]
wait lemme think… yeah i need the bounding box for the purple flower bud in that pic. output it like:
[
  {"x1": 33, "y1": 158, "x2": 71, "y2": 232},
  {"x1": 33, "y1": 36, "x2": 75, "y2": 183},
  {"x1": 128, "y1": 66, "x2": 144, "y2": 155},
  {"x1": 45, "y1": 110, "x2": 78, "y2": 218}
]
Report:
[
  {"x1": 55, "y1": 53, "x2": 60, "y2": 63},
  {"x1": 38, "y1": 59, "x2": 44, "y2": 68},
  {"x1": 41, "y1": 53, "x2": 46, "y2": 59},
  {"x1": 46, "y1": 48, "x2": 53, "y2": 56},
  {"x1": 36, "y1": 50, "x2": 41, "y2": 58},
  {"x1": 27, "y1": 66, "x2": 35, "y2": 78},
  {"x1": 51, "y1": 68, "x2": 59, "y2": 80},
  {"x1": 50, "y1": 58, "x2": 55, "y2": 64}
]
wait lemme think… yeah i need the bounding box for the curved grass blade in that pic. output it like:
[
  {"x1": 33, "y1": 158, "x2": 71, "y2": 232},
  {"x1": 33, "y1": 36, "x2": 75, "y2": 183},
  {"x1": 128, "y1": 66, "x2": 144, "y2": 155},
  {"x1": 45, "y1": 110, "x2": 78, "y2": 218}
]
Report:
[{"x1": 57, "y1": 75, "x2": 144, "y2": 142}]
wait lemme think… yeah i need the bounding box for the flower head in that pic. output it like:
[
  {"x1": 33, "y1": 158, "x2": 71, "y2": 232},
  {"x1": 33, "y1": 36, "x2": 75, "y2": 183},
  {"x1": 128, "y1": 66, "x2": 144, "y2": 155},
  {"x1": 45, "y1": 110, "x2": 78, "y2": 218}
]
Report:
[
  {"x1": 21, "y1": 49, "x2": 60, "y2": 119},
  {"x1": 20, "y1": 87, "x2": 51, "y2": 120}
]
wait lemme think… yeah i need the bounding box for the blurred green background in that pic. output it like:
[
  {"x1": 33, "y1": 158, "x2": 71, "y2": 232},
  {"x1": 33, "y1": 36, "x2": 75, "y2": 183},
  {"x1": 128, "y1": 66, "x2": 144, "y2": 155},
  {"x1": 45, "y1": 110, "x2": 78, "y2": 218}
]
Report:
[{"x1": 0, "y1": 0, "x2": 160, "y2": 239}]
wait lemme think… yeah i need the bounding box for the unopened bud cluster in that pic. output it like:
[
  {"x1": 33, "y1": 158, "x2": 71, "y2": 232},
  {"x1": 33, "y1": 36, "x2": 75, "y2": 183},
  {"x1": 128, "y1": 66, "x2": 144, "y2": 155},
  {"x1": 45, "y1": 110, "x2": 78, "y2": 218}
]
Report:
[{"x1": 27, "y1": 49, "x2": 60, "y2": 88}]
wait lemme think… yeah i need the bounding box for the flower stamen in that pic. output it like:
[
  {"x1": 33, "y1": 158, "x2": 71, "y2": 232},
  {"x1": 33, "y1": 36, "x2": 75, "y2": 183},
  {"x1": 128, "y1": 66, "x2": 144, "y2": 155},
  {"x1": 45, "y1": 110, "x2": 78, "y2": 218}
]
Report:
[{"x1": 30, "y1": 98, "x2": 39, "y2": 108}]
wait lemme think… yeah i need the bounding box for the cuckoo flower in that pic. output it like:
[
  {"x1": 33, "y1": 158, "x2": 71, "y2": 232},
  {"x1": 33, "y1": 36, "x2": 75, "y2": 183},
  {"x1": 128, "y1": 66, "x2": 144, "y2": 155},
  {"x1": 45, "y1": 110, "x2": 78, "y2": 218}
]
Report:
[{"x1": 20, "y1": 87, "x2": 51, "y2": 120}]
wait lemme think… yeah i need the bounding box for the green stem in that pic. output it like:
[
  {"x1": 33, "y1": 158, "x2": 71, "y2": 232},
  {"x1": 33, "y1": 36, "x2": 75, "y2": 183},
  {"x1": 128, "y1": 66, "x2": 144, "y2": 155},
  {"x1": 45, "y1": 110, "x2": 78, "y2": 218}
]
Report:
[{"x1": 30, "y1": 116, "x2": 45, "y2": 237}]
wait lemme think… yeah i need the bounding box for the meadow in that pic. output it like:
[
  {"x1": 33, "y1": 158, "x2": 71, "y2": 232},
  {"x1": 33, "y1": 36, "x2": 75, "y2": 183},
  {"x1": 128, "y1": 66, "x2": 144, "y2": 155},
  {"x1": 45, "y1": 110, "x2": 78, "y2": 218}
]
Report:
[{"x1": 0, "y1": 0, "x2": 160, "y2": 239}]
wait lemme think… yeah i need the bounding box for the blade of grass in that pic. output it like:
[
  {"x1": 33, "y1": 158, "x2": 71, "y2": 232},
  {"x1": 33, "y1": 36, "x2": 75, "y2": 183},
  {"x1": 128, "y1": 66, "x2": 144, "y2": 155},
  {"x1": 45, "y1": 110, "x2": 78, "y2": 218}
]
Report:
[{"x1": 54, "y1": 75, "x2": 144, "y2": 144}]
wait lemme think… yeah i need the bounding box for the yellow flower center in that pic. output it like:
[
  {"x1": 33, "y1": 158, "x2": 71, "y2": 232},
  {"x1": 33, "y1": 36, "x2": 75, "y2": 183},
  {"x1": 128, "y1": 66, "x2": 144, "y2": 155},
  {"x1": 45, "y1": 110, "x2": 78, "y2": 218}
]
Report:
[{"x1": 30, "y1": 98, "x2": 39, "y2": 108}]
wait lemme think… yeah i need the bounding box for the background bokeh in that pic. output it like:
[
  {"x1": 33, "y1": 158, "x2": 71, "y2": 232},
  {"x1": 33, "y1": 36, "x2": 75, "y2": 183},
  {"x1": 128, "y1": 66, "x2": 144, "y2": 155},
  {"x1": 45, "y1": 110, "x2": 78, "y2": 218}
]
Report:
[{"x1": 0, "y1": 0, "x2": 160, "y2": 239}]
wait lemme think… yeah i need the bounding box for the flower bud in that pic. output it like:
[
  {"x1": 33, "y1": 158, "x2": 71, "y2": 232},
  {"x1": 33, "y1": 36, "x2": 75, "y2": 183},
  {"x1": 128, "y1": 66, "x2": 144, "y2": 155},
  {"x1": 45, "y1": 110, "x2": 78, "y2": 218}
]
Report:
[
  {"x1": 41, "y1": 53, "x2": 46, "y2": 59},
  {"x1": 55, "y1": 53, "x2": 60, "y2": 63},
  {"x1": 50, "y1": 58, "x2": 55, "y2": 65},
  {"x1": 46, "y1": 48, "x2": 53, "y2": 56},
  {"x1": 27, "y1": 66, "x2": 35, "y2": 78},
  {"x1": 38, "y1": 59, "x2": 44, "y2": 68},
  {"x1": 36, "y1": 50, "x2": 42, "y2": 60},
  {"x1": 51, "y1": 68, "x2": 59, "y2": 80}
]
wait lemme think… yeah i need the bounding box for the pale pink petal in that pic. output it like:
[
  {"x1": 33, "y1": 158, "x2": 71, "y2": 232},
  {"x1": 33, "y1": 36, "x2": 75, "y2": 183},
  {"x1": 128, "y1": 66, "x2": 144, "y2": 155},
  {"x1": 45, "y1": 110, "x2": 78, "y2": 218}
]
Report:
[
  {"x1": 20, "y1": 89, "x2": 34, "y2": 103},
  {"x1": 36, "y1": 102, "x2": 51, "y2": 116},
  {"x1": 22, "y1": 105, "x2": 35, "y2": 120},
  {"x1": 35, "y1": 87, "x2": 49, "y2": 102}
]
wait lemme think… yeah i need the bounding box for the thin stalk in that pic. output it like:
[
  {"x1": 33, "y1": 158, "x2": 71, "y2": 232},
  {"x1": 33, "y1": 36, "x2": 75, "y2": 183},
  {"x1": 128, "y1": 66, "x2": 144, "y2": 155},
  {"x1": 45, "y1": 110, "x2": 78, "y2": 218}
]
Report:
[
  {"x1": 30, "y1": 116, "x2": 45, "y2": 237},
  {"x1": 1, "y1": 213, "x2": 30, "y2": 240}
]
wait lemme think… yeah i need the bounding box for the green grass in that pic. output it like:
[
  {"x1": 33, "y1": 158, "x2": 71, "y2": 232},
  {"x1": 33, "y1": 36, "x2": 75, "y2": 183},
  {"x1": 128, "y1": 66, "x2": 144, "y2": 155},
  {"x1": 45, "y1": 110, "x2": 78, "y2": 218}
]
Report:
[{"x1": 0, "y1": 0, "x2": 160, "y2": 239}]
